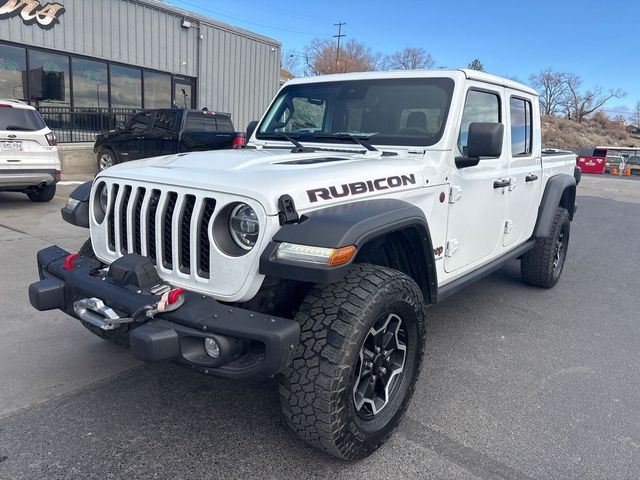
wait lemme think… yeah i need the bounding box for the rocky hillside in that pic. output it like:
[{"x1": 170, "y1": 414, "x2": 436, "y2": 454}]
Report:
[{"x1": 542, "y1": 115, "x2": 640, "y2": 152}]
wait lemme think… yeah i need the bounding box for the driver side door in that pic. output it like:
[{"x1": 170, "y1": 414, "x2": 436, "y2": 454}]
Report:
[{"x1": 444, "y1": 86, "x2": 508, "y2": 274}]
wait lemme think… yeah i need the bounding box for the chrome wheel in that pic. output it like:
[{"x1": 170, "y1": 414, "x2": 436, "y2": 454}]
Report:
[
  {"x1": 353, "y1": 313, "x2": 407, "y2": 417},
  {"x1": 98, "y1": 152, "x2": 114, "y2": 170}
]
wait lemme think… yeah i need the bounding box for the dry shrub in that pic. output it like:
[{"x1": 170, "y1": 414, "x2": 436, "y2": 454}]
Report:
[{"x1": 542, "y1": 115, "x2": 640, "y2": 151}]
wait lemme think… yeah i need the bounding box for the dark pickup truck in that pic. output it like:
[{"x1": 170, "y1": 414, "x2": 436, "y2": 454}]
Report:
[{"x1": 94, "y1": 109, "x2": 245, "y2": 170}]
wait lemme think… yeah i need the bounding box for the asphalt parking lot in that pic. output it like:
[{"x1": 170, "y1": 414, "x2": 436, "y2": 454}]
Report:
[{"x1": 1, "y1": 174, "x2": 639, "y2": 480}]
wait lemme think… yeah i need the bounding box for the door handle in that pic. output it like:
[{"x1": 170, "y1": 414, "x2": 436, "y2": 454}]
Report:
[
  {"x1": 493, "y1": 179, "x2": 511, "y2": 189},
  {"x1": 525, "y1": 174, "x2": 539, "y2": 182},
  {"x1": 136, "y1": 136, "x2": 145, "y2": 140}
]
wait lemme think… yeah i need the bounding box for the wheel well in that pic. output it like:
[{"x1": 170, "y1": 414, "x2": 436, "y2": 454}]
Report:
[
  {"x1": 559, "y1": 185, "x2": 576, "y2": 220},
  {"x1": 354, "y1": 228, "x2": 435, "y2": 304}
]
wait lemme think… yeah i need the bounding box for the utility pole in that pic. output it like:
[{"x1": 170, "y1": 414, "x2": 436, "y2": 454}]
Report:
[{"x1": 334, "y1": 21, "x2": 346, "y2": 70}]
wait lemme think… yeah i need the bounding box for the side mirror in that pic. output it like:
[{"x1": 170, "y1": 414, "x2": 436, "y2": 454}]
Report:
[
  {"x1": 246, "y1": 120, "x2": 259, "y2": 141},
  {"x1": 456, "y1": 122, "x2": 504, "y2": 169}
]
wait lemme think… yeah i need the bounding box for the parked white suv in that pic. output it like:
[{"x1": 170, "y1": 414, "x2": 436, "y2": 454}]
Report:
[{"x1": 0, "y1": 100, "x2": 61, "y2": 202}]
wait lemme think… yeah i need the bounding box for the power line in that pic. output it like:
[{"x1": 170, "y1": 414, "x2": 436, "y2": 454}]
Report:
[
  {"x1": 334, "y1": 21, "x2": 346, "y2": 68},
  {"x1": 170, "y1": 0, "x2": 331, "y2": 37}
]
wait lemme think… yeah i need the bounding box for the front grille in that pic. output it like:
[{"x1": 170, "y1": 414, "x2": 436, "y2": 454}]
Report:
[
  {"x1": 106, "y1": 184, "x2": 216, "y2": 277},
  {"x1": 163, "y1": 193, "x2": 178, "y2": 269}
]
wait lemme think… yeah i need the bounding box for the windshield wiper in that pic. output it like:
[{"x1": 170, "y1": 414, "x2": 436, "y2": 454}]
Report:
[
  {"x1": 271, "y1": 132, "x2": 316, "y2": 153},
  {"x1": 313, "y1": 133, "x2": 397, "y2": 156},
  {"x1": 5, "y1": 125, "x2": 34, "y2": 131},
  {"x1": 313, "y1": 133, "x2": 378, "y2": 151}
]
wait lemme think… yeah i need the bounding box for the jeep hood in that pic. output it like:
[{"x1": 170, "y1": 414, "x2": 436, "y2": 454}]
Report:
[{"x1": 98, "y1": 148, "x2": 425, "y2": 215}]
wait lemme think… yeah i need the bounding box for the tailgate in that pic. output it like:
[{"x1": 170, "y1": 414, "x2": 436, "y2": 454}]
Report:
[{"x1": 0, "y1": 128, "x2": 59, "y2": 168}]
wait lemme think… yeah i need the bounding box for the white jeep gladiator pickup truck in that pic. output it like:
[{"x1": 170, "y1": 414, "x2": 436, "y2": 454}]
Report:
[{"x1": 29, "y1": 69, "x2": 580, "y2": 460}]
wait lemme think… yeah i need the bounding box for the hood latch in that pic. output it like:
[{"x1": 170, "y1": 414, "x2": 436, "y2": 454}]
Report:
[{"x1": 278, "y1": 195, "x2": 300, "y2": 225}]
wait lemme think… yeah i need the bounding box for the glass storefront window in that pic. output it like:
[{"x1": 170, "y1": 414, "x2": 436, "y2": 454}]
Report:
[
  {"x1": 0, "y1": 44, "x2": 26, "y2": 100},
  {"x1": 144, "y1": 71, "x2": 171, "y2": 109},
  {"x1": 29, "y1": 50, "x2": 70, "y2": 107},
  {"x1": 111, "y1": 65, "x2": 142, "y2": 108},
  {"x1": 72, "y1": 58, "x2": 108, "y2": 108}
]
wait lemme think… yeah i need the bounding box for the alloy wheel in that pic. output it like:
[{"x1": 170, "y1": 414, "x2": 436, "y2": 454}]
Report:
[{"x1": 353, "y1": 313, "x2": 408, "y2": 418}]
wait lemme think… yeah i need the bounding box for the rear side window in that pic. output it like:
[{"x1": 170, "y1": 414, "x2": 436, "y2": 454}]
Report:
[
  {"x1": 185, "y1": 113, "x2": 234, "y2": 132},
  {"x1": 510, "y1": 97, "x2": 533, "y2": 156},
  {"x1": 458, "y1": 90, "x2": 501, "y2": 155},
  {"x1": 128, "y1": 112, "x2": 154, "y2": 132},
  {"x1": 153, "y1": 111, "x2": 178, "y2": 132},
  {"x1": 0, "y1": 108, "x2": 46, "y2": 131}
]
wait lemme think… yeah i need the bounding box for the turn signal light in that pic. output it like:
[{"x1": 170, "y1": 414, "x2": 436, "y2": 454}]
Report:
[{"x1": 328, "y1": 246, "x2": 357, "y2": 266}]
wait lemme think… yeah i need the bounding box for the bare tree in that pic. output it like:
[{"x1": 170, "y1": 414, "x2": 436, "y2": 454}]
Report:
[
  {"x1": 529, "y1": 68, "x2": 570, "y2": 117},
  {"x1": 565, "y1": 74, "x2": 626, "y2": 123},
  {"x1": 305, "y1": 38, "x2": 377, "y2": 75},
  {"x1": 632, "y1": 101, "x2": 640, "y2": 128},
  {"x1": 281, "y1": 53, "x2": 300, "y2": 77},
  {"x1": 384, "y1": 47, "x2": 434, "y2": 70},
  {"x1": 468, "y1": 59, "x2": 484, "y2": 71}
]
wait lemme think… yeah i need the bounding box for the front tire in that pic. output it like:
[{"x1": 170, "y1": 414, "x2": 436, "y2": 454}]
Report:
[
  {"x1": 97, "y1": 148, "x2": 118, "y2": 171},
  {"x1": 26, "y1": 184, "x2": 56, "y2": 202},
  {"x1": 521, "y1": 207, "x2": 571, "y2": 288},
  {"x1": 279, "y1": 264, "x2": 426, "y2": 460},
  {"x1": 76, "y1": 239, "x2": 130, "y2": 346}
]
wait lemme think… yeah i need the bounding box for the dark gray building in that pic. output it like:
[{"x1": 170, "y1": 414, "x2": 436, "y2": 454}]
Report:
[{"x1": 0, "y1": 0, "x2": 281, "y2": 141}]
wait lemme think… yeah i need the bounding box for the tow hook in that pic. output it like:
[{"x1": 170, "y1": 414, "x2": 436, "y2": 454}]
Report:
[{"x1": 73, "y1": 288, "x2": 187, "y2": 331}]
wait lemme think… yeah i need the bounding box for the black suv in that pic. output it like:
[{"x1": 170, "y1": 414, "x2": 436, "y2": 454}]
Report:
[{"x1": 94, "y1": 109, "x2": 245, "y2": 170}]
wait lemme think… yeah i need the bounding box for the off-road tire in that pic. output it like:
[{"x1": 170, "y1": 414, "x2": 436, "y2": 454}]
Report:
[
  {"x1": 279, "y1": 264, "x2": 426, "y2": 460},
  {"x1": 96, "y1": 148, "x2": 118, "y2": 171},
  {"x1": 26, "y1": 184, "x2": 56, "y2": 202},
  {"x1": 521, "y1": 207, "x2": 571, "y2": 288},
  {"x1": 77, "y1": 239, "x2": 130, "y2": 346}
]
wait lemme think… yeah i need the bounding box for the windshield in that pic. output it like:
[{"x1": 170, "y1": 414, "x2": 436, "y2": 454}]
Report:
[{"x1": 257, "y1": 78, "x2": 455, "y2": 147}]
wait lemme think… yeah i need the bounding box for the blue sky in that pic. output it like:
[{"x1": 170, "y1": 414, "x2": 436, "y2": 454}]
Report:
[{"x1": 168, "y1": 0, "x2": 639, "y2": 116}]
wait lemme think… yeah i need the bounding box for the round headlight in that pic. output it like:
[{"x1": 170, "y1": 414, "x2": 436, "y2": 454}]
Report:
[
  {"x1": 229, "y1": 204, "x2": 259, "y2": 250},
  {"x1": 98, "y1": 183, "x2": 109, "y2": 213}
]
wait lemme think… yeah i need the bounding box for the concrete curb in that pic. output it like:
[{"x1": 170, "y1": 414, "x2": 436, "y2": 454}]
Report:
[{"x1": 58, "y1": 143, "x2": 97, "y2": 176}]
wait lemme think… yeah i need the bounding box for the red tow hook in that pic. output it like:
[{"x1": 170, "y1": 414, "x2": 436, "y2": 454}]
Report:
[
  {"x1": 167, "y1": 288, "x2": 185, "y2": 305},
  {"x1": 64, "y1": 253, "x2": 80, "y2": 270}
]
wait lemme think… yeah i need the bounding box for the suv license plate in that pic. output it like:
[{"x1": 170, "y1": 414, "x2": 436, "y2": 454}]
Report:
[{"x1": 0, "y1": 141, "x2": 23, "y2": 151}]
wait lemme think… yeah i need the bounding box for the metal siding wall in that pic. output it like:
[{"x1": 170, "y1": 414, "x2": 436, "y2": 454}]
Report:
[
  {"x1": 197, "y1": 24, "x2": 280, "y2": 130},
  {"x1": 0, "y1": 0, "x2": 280, "y2": 127}
]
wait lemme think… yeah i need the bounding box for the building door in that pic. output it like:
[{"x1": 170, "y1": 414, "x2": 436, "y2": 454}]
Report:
[{"x1": 173, "y1": 78, "x2": 195, "y2": 109}]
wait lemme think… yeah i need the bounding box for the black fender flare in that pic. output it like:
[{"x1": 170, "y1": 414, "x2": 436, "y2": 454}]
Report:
[
  {"x1": 60, "y1": 181, "x2": 92, "y2": 228},
  {"x1": 533, "y1": 174, "x2": 576, "y2": 238},
  {"x1": 259, "y1": 199, "x2": 438, "y2": 303}
]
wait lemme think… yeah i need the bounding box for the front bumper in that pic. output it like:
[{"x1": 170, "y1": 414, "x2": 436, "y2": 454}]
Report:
[{"x1": 28, "y1": 246, "x2": 300, "y2": 379}]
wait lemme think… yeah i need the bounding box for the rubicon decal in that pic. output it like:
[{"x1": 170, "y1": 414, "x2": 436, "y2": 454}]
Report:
[{"x1": 307, "y1": 174, "x2": 416, "y2": 203}]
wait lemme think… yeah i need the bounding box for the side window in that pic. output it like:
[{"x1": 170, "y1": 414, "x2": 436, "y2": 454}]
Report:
[
  {"x1": 128, "y1": 112, "x2": 154, "y2": 132},
  {"x1": 458, "y1": 90, "x2": 500, "y2": 155},
  {"x1": 510, "y1": 97, "x2": 533, "y2": 156},
  {"x1": 152, "y1": 111, "x2": 178, "y2": 132}
]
